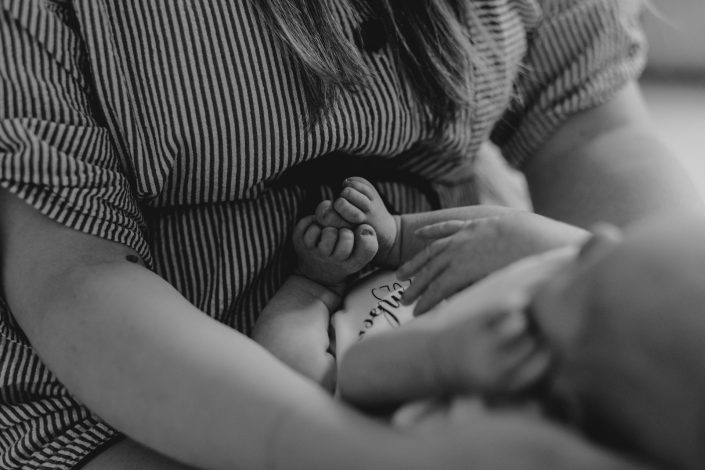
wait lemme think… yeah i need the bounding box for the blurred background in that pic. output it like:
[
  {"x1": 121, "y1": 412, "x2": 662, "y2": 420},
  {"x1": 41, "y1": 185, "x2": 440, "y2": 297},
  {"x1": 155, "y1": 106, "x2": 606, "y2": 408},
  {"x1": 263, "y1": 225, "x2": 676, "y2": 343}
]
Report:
[{"x1": 641, "y1": 0, "x2": 705, "y2": 201}]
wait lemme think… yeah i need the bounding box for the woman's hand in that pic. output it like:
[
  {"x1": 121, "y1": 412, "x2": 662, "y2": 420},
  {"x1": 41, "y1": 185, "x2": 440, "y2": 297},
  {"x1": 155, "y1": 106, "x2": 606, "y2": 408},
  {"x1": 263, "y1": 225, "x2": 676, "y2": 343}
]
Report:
[
  {"x1": 398, "y1": 210, "x2": 588, "y2": 314},
  {"x1": 394, "y1": 398, "x2": 651, "y2": 470},
  {"x1": 338, "y1": 303, "x2": 551, "y2": 408}
]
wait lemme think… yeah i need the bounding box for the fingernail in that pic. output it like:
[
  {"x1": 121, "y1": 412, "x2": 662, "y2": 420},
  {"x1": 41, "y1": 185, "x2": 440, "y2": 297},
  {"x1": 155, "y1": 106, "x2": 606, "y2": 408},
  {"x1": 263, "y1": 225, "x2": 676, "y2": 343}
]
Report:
[{"x1": 361, "y1": 227, "x2": 373, "y2": 236}]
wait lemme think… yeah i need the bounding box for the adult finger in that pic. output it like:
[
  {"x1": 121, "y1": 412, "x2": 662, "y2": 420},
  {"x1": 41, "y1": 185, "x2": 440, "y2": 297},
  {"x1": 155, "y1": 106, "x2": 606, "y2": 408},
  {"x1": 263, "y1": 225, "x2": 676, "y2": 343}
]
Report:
[
  {"x1": 415, "y1": 252, "x2": 505, "y2": 316},
  {"x1": 493, "y1": 309, "x2": 529, "y2": 339},
  {"x1": 497, "y1": 332, "x2": 537, "y2": 365},
  {"x1": 480, "y1": 338, "x2": 549, "y2": 398},
  {"x1": 400, "y1": 254, "x2": 452, "y2": 308},
  {"x1": 414, "y1": 220, "x2": 469, "y2": 240},
  {"x1": 412, "y1": 269, "x2": 474, "y2": 315},
  {"x1": 501, "y1": 346, "x2": 551, "y2": 394},
  {"x1": 397, "y1": 237, "x2": 451, "y2": 281}
]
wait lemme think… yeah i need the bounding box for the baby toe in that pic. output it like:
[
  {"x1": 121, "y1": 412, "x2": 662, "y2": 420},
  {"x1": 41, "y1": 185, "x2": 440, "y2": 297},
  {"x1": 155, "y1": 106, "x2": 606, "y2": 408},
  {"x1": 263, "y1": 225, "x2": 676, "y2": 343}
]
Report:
[
  {"x1": 316, "y1": 200, "x2": 352, "y2": 228},
  {"x1": 334, "y1": 197, "x2": 366, "y2": 224},
  {"x1": 344, "y1": 176, "x2": 378, "y2": 200},
  {"x1": 318, "y1": 227, "x2": 339, "y2": 257},
  {"x1": 349, "y1": 224, "x2": 379, "y2": 268},
  {"x1": 341, "y1": 186, "x2": 372, "y2": 212},
  {"x1": 302, "y1": 222, "x2": 322, "y2": 250},
  {"x1": 332, "y1": 228, "x2": 355, "y2": 261}
]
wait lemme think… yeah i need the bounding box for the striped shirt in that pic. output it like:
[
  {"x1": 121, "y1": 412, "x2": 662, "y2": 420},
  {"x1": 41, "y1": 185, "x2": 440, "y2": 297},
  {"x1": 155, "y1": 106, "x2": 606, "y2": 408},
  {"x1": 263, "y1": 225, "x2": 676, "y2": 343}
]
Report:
[{"x1": 0, "y1": 0, "x2": 646, "y2": 468}]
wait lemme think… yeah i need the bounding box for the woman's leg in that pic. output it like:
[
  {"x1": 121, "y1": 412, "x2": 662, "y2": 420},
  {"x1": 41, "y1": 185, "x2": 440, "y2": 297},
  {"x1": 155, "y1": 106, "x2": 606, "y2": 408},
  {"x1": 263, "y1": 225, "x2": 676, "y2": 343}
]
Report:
[{"x1": 82, "y1": 439, "x2": 196, "y2": 470}]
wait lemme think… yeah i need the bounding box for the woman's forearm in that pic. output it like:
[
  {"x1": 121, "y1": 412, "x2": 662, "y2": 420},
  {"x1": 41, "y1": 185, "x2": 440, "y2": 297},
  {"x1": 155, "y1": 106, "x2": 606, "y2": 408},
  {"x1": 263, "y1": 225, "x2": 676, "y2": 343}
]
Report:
[
  {"x1": 8, "y1": 261, "x2": 400, "y2": 469},
  {"x1": 0, "y1": 189, "x2": 408, "y2": 469}
]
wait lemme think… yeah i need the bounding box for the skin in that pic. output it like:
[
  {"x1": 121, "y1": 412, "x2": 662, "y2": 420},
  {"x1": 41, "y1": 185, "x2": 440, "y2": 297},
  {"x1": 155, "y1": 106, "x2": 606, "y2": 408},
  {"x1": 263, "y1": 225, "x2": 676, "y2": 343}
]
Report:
[
  {"x1": 0, "y1": 33, "x2": 698, "y2": 468},
  {"x1": 0, "y1": 193, "x2": 648, "y2": 470},
  {"x1": 337, "y1": 236, "x2": 656, "y2": 470},
  {"x1": 395, "y1": 86, "x2": 704, "y2": 314},
  {"x1": 317, "y1": 178, "x2": 588, "y2": 303},
  {"x1": 318, "y1": 85, "x2": 704, "y2": 315},
  {"x1": 531, "y1": 214, "x2": 705, "y2": 470},
  {"x1": 396, "y1": 212, "x2": 589, "y2": 314},
  {"x1": 523, "y1": 83, "x2": 703, "y2": 227},
  {"x1": 389, "y1": 398, "x2": 651, "y2": 470},
  {"x1": 342, "y1": 213, "x2": 705, "y2": 470},
  {"x1": 267, "y1": 176, "x2": 584, "y2": 391},
  {"x1": 251, "y1": 217, "x2": 378, "y2": 390},
  {"x1": 0, "y1": 189, "x2": 411, "y2": 470},
  {"x1": 338, "y1": 244, "x2": 576, "y2": 408}
]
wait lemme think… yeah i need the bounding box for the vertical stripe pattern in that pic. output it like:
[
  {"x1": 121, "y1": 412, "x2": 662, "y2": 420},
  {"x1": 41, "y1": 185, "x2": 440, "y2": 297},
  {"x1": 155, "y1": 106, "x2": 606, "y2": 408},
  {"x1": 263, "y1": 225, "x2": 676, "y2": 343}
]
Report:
[{"x1": 0, "y1": 0, "x2": 646, "y2": 467}]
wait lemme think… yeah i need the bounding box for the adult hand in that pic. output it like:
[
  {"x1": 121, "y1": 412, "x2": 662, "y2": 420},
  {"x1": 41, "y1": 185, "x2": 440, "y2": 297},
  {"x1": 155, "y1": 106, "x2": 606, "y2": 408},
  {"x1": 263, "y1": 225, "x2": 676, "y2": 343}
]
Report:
[
  {"x1": 339, "y1": 247, "x2": 577, "y2": 406},
  {"x1": 338, "y1": 304, "x2": 551, "y2": 407},
  {"x1": 398, "y1": 210, "x2": 588, "y2": 314},
  {"x1": 394, "y1": 398, "x2": 652, "y2": 470}
]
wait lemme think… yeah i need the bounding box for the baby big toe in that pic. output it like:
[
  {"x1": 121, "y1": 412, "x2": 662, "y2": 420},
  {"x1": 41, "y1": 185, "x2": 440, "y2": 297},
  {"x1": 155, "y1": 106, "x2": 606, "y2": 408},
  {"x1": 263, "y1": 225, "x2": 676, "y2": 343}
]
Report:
[
  {"x1": 349, "y1": 224, "x2": 379, "y2": 268},
  {"x1": 316, "y1": 200, "x2": 351, "y2": 228},
  {"x1": 344, "y1": 177, "x2": 378, "y2": 200},
  {"x1": 334, "y1": 197, "x2": 366, "y2": 224}
]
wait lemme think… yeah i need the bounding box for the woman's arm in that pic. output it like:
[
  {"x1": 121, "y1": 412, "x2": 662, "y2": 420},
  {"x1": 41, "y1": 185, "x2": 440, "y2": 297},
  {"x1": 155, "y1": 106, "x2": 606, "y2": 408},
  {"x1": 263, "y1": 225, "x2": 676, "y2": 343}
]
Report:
[
  {"x1": 524, "y1": 82, "x2": 702, "y2": 228},
  {"x1": 0, "y1": 189, "x2": 402, "y2": 470},
  {"x1": 398, "y1": 84, "x2": 703, "y2": 260},
  {"x1": 392, "y1": 84, "x2": 702, "y2": 310}
]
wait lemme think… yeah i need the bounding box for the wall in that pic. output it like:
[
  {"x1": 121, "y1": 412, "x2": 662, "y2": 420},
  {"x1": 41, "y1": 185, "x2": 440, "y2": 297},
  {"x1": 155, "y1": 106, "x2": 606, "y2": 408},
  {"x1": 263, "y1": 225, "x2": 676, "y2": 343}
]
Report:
[{"x1": 644, "y1": 0, "x2": 705, "y2": 75}]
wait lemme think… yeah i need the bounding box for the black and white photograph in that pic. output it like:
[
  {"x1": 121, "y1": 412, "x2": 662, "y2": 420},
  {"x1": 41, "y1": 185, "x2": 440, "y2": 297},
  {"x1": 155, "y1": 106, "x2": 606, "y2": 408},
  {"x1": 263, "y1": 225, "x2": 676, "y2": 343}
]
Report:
[{"x1": 1, "y1": 0, "x2": 704, "y2": 468}]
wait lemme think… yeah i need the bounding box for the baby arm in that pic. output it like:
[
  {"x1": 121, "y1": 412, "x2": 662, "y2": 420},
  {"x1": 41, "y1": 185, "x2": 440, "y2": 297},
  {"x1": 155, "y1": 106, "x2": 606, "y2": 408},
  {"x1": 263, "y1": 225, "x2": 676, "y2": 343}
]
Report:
[
  {"x1": 252, "y1": 215, "x2": 378, "y2": 392},
  {"x1": 338, "y1": 298, "x2": 550, "y2": 408}
]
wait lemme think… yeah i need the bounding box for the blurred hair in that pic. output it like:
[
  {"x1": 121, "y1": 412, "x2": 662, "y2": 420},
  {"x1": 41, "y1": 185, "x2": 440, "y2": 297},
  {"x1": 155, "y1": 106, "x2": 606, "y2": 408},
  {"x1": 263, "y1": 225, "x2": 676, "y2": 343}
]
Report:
[{"x1": 251, "y1": 0, "x2": 489, "y2": 131}]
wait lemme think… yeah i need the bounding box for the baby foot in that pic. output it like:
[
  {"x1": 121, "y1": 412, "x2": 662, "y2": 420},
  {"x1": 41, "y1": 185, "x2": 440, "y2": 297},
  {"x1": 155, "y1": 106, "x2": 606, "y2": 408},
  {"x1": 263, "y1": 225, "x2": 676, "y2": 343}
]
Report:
[
  {"x1": 332, "y1": 177, "x2": 399, "y2": 267},
  {"x1": 293, "y1": 215, "x2": 379, "y2": 293},
  {"x1": 315, "y1": 200, "x2": 352, "y2": 229}
]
